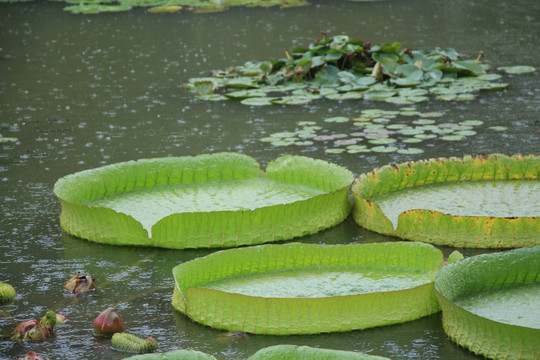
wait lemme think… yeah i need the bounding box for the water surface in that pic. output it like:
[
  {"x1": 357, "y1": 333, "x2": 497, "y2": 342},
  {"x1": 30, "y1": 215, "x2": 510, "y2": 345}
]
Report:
[{"x1": 1, "y1": 0, "x2": 539, "y2": 359}]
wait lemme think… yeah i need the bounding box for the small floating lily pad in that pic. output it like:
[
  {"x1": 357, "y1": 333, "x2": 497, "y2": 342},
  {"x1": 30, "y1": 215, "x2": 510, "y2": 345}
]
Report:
[
  {"x1": 54, "y1": 153, "x2": 353, "y2": 249},
  {"x1": 172, "y1": 242, "x2": 443, "y2": 335},
  {"x1": 497, "y1": 65, "x2": 536, "y2": 74},
  {"x1": 351, "y1": 154, "x2": 540, "y2": 248},
  {"x1": 123, "y1": 350, "x2": 217, "y2": 359},
  {"x1": 435, "y1": 246, "x2": 540, "y2": 360}
]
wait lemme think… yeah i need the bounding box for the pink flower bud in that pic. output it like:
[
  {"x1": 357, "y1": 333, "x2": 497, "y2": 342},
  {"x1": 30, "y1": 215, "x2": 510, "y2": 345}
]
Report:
[{"x1": 93, "y1": 307, "x2": 124, "y2": 336}]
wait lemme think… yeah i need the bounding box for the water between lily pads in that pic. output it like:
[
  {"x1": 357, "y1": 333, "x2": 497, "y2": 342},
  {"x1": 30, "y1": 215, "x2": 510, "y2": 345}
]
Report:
[
  {"x1": 1, "y1": 0, "x2": 539, "y2": 359},
  {"x1": 373, "y1": 180, "x2": 540, "y2": 228}
]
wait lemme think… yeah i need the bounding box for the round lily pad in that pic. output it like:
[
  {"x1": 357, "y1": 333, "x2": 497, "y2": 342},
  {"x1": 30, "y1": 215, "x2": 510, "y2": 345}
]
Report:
[
  {"x1": 54, "y1": 153, "x2": 354, "y2": 249},
  {"x1": 351, "y1": 154, "x2": 540, "y2": 248},
  {"x1": 324, "y1": 116, "x2": 350, "y2": 123},
  {"x1": 488, "y1": 126, "x2": 508, "y2": 131},
  {"x1": 497, "y1": 65, "x2": 536, "y2": 74},
  {"x1": 172, "y1": 242, "x2": 444, "y2": 335},
  {"x1": 459, "y1": 120, "x2": 484, "y2": 126},
  {"x1": 440, "y1": 135, "x2": 465, "y2": 141},
  {"x1": 369, "y1": 138, "x2": 397, "y2": 145},
  {"x1": 371, "y1": 146, "x2": 398, "y2": 153},
  {"x1": 435, "y1": 246, "x2": 540, "y2": 360},
  {"x1": 397, "y1": 148, "x2": 424, "y2": 154},
  {"x1": 240, "y1": 97, "x2": 275, "y2": 106}
]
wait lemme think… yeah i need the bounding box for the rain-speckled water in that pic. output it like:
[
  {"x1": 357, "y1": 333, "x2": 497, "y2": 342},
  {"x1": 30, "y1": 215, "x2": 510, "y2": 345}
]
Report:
[{"x1": 0, "y1": 0, "x2": 538, "y2": 359}]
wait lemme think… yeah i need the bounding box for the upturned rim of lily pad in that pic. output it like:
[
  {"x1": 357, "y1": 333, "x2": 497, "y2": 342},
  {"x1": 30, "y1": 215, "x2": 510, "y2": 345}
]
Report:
[
  {"x1": 54, "y1": 153, "x2": 353, "y2": 249},
  {"x1": 172, "y1": 241, "x2": 443, "y2": 335},
  {"x1": 351, "y1": 154, "x2": 539, "y2": 248},
  {"x1": 434, "y1": 246, "x2": 540, "y2": 360}
]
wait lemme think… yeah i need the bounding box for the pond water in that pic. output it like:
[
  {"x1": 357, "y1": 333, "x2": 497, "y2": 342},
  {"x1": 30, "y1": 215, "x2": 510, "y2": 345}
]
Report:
[{"x1": 0, "y1": 0, "x2": 538, "y2": 359}]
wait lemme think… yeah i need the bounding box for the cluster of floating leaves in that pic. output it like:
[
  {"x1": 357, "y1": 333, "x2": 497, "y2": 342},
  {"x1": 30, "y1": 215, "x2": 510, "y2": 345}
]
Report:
[
  {"x1": 0, "y1": 0, "x2": 389, "y2": 14},
  {"x1": 0, "y1": 0, "x2": 313, "y2": 14},
  {"x1": 186, "y1": 35, "x2": 535, "y2": 106},
  {"x1": 260, "y1": 107, "x2": 510, "y2": 154}
]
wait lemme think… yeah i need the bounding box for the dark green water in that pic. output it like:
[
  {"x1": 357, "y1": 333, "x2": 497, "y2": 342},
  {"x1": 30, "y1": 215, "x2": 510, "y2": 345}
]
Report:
[{"x1": 0, "y1": 0, "x2": 539, "y2": 358}]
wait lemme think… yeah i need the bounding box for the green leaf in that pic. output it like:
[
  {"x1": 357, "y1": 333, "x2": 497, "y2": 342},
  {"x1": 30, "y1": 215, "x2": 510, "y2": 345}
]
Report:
[
  {"x1": 352, "y1": 154, "x2": 540, "y2": 247},
  {"x1": 497, "y1": 65, "x2": 536, "y2": 74},
  {"x1": 248, "y1": 345, "x2": 390, "y2": 360},
  {"x1": 123, "y1": 350, "x2": 217, "y2": 360},
  {"x1": 54, "y1": 154, "x2": 353, "y2": 249},
  {"x1": 172, "y1": 242, "x2": 443, "y2": 334},
  {"x1": 435, "y1": 247, "x2": 540, "y2": 360}
]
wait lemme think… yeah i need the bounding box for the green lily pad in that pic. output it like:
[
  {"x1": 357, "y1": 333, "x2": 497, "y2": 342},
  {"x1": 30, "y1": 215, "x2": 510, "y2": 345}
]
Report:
[
  {"x1": 369, "y1": 138, "x2": 397, "y2": 145},
  {"x1": 0, "y1": 136, "x2": 18, "y2": 143},
  {"x1": 488, "y1": 126, "x2": 508, "y2": 131},
  {"x1": 325, "y1": 148, "x2": 347, "y2": 154},
  {"x1": 412, "y1": 119, "x2": 436, "y2": 125},
  {"x1": 324, "y1": 116, "x2": 350, "y2": 123},
  {"x1": 123, "y1": 350, "x2": 217, "y2": 360},
  {"x1": 440, "y1": 135, "x2": 466, "y2": 141},
  {"x1": 172, "y1": 242, "x2": 443, "y2": 334},
  {"x1": 64, "y1": 3, "x2": 132, "y2": 13},
  {"x1": 54, "y1": 153, "x2": 354, "y2": 249},
  {"x1": 435, "y1": 247, "x2": 540, "y2": 360},
  {"x1": 459, "y1": 120, "x2": 484, "y2": 126},
  {"x1": 240, "y1": 97, "x2": 275, "y2": 106},
  {"x1": 371, "y1": 146, "x2": 398, "y2": 153},
  {"x1": 248, "y1": 345, "x2": 390, "y2": 360},
  {"x1": 412, "y1": 132, "x2": 435, "y2": 139},
  {"x1": 401, "y1": 138, "x2": 423, "y2": 144},
  {"x1": 351, "y1": 154, "x2": 540, "y2": 248},
  {"x1": 497, "y1": 65, "x2": 536, "y2": 74},
  {"x1": 397, "y1": 148, "x2": 424, "y2": 154},
  {"x1": 273, "y1": 95, "x2": 314, "y2": 105}
]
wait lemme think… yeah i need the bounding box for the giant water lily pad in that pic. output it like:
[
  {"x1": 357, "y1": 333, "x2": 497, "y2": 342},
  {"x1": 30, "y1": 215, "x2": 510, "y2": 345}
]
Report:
[
  {"x1": 172, "y1": 242, "x2": 443, "y2": 335},
  {"x1": 434, "y1": 246, "x2": 540, "y2": 360},
  {"x1": 247, "y1": 345, "x2": 391, "y2": 359},
  {"x1": 351, "y1": 154, "x2": 539, "y2": 248},
  {"x1": 54, "y1": 153, "x2": 353, "y2": 249},
  {"x1": 121, "y1": 346, "x2": 390, "y2": 359}
]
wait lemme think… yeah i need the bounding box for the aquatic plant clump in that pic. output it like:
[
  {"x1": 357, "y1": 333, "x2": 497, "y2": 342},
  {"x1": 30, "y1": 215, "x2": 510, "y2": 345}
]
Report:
[
  {"x1": 351, "y1": 154, "x2": 539, "y2": 248},
  {"x1": 185, "y1": 34, "x2": 526, "y2": 106},
  {"x1": 16, "y1": 0, "x2": 311, "y2": 14},
  {"x1": 12, "y1": 311, "x2": 57, "y2": 341},
  {"x1": 54, "y1": 153, "x2": 353, "y2": 249},
  {"x1": 172, "y1": 242, "x2": 443, "y2": 335},
  {"x1": 435, "y1": 246, "x2": 540, "y2": 360}
]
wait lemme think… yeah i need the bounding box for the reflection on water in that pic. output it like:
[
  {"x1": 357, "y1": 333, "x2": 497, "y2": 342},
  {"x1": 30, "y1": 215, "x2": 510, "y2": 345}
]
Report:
[{"x1": 0, "y1": 0, "x2": 538, "y2": 358}]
